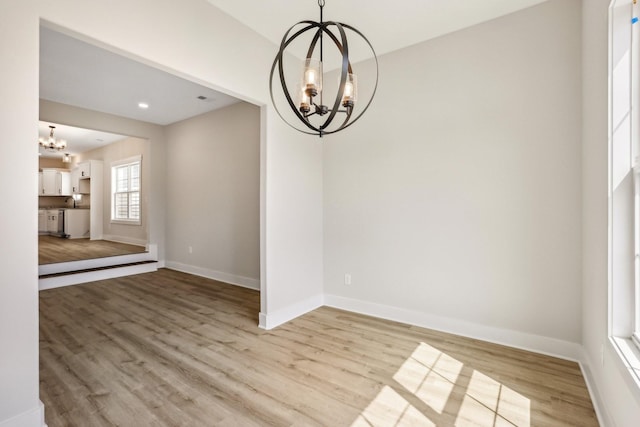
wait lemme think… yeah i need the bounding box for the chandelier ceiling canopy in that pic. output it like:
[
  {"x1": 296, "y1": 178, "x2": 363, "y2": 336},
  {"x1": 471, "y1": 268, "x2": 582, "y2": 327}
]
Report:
[{"x1": 269, "y1": 0, "x2": 378, "y2": 137}]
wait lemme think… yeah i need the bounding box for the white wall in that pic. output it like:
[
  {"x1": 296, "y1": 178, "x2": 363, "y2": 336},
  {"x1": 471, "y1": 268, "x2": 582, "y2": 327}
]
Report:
[
  {"x1": 261, "y1": 112, "x2": 324, "y2": 327},
  {"x1": 324, "y1": 0, "x2": 583, "y2": 355},
  {"x1": 582, "y1": 0, "x2": 640, "y2": 425},
  {"x1": 165, "y1": 102, "x2": 260, "y2": 288},
  {"x1": 0, "y1": 1, "x2": 42, "y2": 425},
  {"x1": 1, "y1": 0, "x2": 324, "y2": 425}
]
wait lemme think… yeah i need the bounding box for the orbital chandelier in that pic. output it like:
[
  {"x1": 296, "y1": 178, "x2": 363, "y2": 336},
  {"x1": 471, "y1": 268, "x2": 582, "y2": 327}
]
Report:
[
  {"x1": 39, "y1": 125, "x2": 67, "y2": 152},
  {"x1": 270, "y1": 0, "x2": 378, "y2": 137}
]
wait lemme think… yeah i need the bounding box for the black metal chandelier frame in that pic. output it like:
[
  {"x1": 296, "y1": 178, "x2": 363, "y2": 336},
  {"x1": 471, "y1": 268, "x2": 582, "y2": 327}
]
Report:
[{"x1": 269, "y1": 0, "x2": 379, "y2": 137}]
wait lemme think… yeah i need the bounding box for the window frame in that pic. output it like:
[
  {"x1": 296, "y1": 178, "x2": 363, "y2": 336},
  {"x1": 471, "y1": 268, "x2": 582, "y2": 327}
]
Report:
[
  {"x1": 632, "y1": 0, "x2": 640, "y2": 352},
  {"x1": 609, "y1": 0, "x2": 640, "y2": 391},
  {"x1": 110, "y1": 155, "x2": 142, "y2": 225}
]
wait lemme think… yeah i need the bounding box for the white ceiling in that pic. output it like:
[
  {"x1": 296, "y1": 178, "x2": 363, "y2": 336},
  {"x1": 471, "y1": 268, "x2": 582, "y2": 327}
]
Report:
[
  {"x1": 206, "y1": 0, "x2": 549, "y2": 63},
  {"x1": 39, "y1": 26, "x2": 241, "y2": 159},
  {"x1": 38, "y1": 1, "x2": 548, "y2": 159},
  {"x1": 38, "y1": 122, "x2": 127, "y2": 159},
  {"x1": 40, "y1": 27, "x2": 240, "y2": 127}
]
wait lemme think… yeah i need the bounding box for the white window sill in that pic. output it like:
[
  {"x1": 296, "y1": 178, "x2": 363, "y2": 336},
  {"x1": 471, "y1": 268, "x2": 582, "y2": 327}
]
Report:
[
  {"x1": 110, "y1": 219, "x2": 141, "y2": 226},
  {"x1": 611, "y1": 336, "x2": 640, "y2": 394}
]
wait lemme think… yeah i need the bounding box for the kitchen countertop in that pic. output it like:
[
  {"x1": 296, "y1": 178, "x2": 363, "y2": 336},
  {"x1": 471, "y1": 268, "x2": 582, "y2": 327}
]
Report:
[{"x1": 39, "y1": 207, "x2": 90, "y2": 210}]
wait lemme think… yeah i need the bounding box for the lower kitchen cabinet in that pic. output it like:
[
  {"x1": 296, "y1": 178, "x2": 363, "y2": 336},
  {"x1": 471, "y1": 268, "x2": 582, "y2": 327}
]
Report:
[
  {"x1": 38, "y1": 210, "x2": 47, "y2": 234},
  {"x1": 65, "y1": 209, "x2": 90, "y2": 239},
  {"x1": 46, "y1": 209, "x2": 59, "y2": 233}
]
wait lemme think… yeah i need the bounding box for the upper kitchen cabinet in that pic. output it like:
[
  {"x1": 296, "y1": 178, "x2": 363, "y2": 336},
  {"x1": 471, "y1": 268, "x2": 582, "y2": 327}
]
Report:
[
  {"x1": 71, "y1": 160, "x2": 100, "y2": 194},
  {"x1": 71, "y1": 167, "x2": 79, "y2": 194},
  {"x1": 78, "y1": 161, "x2": 91, "y2": 178},
  {"x1": 58, "y1": 171, "x2": 71, "y2": 195},
  {"x1": 39, "y1": 169, "x2": 71, "y2": 196}
]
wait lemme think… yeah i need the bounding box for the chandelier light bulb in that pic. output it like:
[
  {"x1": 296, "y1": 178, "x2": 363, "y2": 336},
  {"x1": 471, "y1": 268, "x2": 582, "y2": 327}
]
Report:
[
  {"x1": 299, "y1": 86, "x2": 311, "y2": 114},
  {"x1": 303, "y1": 59, "x2": 322, "y2": 96},
  {"x1": 342, "y1": 73, "x2": 357, "y2": 107}
]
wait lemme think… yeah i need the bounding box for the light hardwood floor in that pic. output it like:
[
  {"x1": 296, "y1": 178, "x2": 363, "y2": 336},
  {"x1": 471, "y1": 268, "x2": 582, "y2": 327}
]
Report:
[
  {"x1": 39, "y1": 269, "x2": 598, "y2": 426},
  {"x1": 39, "y1": 235, "x2": 146, "y2": 265}
]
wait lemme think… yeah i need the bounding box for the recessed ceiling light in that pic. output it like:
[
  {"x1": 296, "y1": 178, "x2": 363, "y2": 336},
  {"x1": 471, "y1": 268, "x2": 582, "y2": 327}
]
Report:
[
  {"x1": 197, "y1": 95, "x2": 207, "y2": 100},
  {"x1": 138, "y1": 102, "x2": 149, "y2": 109}
]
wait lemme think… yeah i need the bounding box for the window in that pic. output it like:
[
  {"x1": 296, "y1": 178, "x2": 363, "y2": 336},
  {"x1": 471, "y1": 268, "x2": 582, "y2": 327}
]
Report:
[
  {"x1": 111, "y1": 156, "x2": 141, "y2": 224},
  {"x1": 609, "y1": 0, "x2": 640, "y2": 387},
  {"x1": 631, "y1": 1, "x2": 640, "y2": 352}
]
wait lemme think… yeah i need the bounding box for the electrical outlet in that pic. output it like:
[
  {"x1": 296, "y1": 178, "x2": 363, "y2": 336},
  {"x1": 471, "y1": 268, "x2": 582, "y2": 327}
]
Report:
[
  {"x1": 344, "y1": 273, "x2": 352, "y2": 285},
  {"x1": 188, "y1": 246, "x2": 193, "y2": 254}
]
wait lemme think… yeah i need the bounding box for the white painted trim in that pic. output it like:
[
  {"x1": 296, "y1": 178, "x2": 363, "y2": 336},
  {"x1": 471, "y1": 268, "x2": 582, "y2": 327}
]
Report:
[
  {"x1": 579, "y1": 355, "x2": 612, "y2": 427},
  {"x1": 39, "y1": 262, "x2": 157, "y2": 290},
  {"x1": 40, "y1": 400, "x2": 47, "y2": 427},
  {"x1": 165, "y1": 261, "x2": 260, "y2": 291},
  {"x1": 38, "y1": 251, "x2": 154, "y2": 276},
  {"x1": 0, "y1": 400, "x2": 47, "y2": 427},
  {"x1": 259, "y1": 294, "x2": 324, "y2": 330},
  {"x1": 324, "y1": 294, "x2": 583, "y2": 361},
  {"x1": 102, "y1": 234, "x2": 148, "y2": 247},
  {"x1": 259, "y1": 312, "x2": 268, "y2": 329},
  {"x1": 610, "y1": 336, "x2": 640, "y2": 406},
  {"x1": 147, "y1": 243, "x2": 158, "y2": 259}
]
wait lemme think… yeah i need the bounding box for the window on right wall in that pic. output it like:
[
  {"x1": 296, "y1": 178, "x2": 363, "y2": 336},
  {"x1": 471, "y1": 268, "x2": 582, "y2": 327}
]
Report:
[
  {"x1": 609, "y1": 0, "x2": 640, "y2": 387},
  {"x1": 111, "y1": 155, "x2": 141, "y2": 225}
]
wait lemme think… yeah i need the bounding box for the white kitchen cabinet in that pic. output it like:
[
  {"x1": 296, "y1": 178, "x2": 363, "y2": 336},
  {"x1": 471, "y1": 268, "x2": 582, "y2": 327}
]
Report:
[
  {"x1": 78, "y1": 161, "x2": 91, "y2": 178},
  {"x1": 72, "y1": 162, "x2": 97, "y2": 194},
  {"x1": 71, "y1": 167, "x2": 81, "y2": 194},
  {"x1": 87, "y1": 161, "x2": 103, "y2": 240},
  {"x1": 57, "y1": 171, "x2": 71, "y2": 196},
  {"x1": 40, "y1": 169, "x2": 71, "y2": 196},
  {"x1": 38, "y1": 209, "x2": 47, "y2": 234},
  {"x1": 46, "y1": 209, "x2": 58, "y2": 233},
  {"x1": 41, "y1": 170, "x2": 57, "y2": 195},
  {"x1": 65, "y1": 209, "x2": 90, "y2": 239}
]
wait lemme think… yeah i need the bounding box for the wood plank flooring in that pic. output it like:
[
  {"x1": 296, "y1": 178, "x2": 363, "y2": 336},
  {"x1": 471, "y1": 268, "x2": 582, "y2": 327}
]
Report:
[
  {"x1": 39, "y1": 269, "x2": 598, "y2": 426},
  {"x1": 39, "y1": 235, "x2": 146, "y2": 265}
]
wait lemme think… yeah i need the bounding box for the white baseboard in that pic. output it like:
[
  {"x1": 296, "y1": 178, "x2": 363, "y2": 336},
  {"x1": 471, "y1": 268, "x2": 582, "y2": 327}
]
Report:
[
  {"x1": 324, "y1": 294, "x2": 583, "y2": 362},
  {"x1": 165, "y1": 261, "x2": 260, "y2": 291},
  {"x1": 259, "y1": 293, "x2": 324, "y2": 330},
  {"x1": 102, "y1": 234, "x2": 147, "y2": 247},
  {"x1": 579, "y1": 355, "x2": 611, "y2": 427},
  {"x1": 0, "y1": 401, "x2": 46, "y2": 427}
]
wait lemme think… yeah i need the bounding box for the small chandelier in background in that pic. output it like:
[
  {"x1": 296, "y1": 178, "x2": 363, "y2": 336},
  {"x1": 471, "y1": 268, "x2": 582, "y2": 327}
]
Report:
[
  {"x1": 62, "y1": 153, "x2": 71, "y2": 163},
  {"x1": 270, "y1": 0, "x2": 378, "y2": 137},
  {"x1": 39, "y1": 125, "x2": 67, "y2": 152}
]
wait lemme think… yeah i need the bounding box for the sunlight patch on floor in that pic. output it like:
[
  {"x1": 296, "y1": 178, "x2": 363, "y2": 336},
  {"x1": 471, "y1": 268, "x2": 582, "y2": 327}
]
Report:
[
  {"x1": 393, "y1": 342, "x2": 463, "y2": 414},
  {"x1": 458, "y1": 370, "x2": 530, "y2": 426},
  {"x1": 351, "y1": 386, "x2": 436, "y2": 427},
  {"x1": 352, "y1": 342, "x2": 531, "y2": 427}
]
